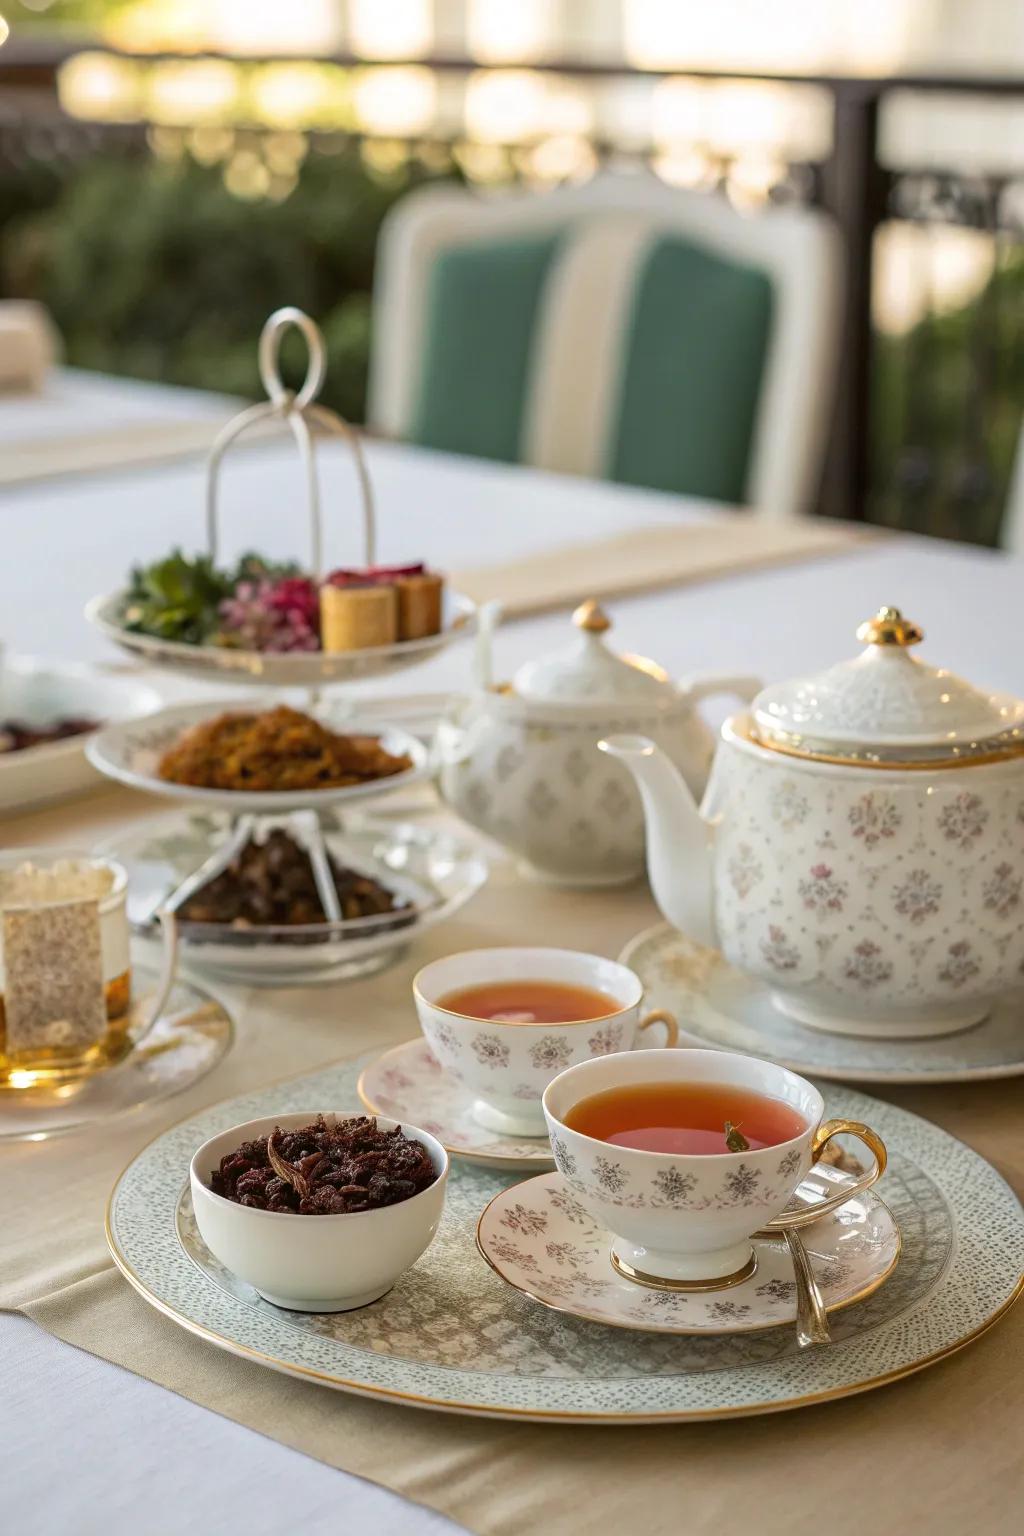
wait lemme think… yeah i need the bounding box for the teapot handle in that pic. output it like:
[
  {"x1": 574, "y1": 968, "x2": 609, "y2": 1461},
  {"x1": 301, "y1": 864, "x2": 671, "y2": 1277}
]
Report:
[{"x1": 675, "y1": 672, "x2": 762, "y2": 707}]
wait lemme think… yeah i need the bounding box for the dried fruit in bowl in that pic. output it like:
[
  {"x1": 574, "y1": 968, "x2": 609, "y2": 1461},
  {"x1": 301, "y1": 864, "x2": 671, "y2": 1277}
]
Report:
[{"x1": 210, "y1": 1116, "x2": 438, "y2": 1214}]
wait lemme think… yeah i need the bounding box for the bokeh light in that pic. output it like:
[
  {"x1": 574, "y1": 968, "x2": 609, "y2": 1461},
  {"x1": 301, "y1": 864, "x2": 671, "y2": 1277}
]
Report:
[
  {"x1": 349, "y1": 0, "x2": 433, "y2": 60},
  {"x1": 59, "y1": 53, "x2": 143, "y2": 122}
]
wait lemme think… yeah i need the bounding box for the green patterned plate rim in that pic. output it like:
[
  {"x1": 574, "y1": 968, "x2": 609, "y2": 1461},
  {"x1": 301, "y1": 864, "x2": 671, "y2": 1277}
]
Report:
[{"x1": 106, "y1": 1051, "x2": 1024, "y2": 1423}]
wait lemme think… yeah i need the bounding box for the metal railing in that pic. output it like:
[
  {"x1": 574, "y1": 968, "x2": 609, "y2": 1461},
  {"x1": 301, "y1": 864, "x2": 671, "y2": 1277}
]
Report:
[{"x1": 1, "y1": 37, "x2": 1022, "y2": 538}]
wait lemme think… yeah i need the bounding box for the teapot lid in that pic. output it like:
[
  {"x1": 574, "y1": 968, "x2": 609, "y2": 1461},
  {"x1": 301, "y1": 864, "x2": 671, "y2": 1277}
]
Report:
[
  {"x1": 512, "y1": 600, "x2": 674, "y2": 705},
  {"x1": 749, "y1": 607, "x2": 1024, "y2": 767}
]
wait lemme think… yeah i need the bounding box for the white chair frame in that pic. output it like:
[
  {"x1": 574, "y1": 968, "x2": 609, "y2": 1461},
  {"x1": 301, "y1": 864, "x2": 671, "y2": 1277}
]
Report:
[
  {"x1": 1001, "y1": 416, "x2": 1024, "y2": 553},
  {"x1": 369, "y1": 172, "x2": 844, "y2": 519}
]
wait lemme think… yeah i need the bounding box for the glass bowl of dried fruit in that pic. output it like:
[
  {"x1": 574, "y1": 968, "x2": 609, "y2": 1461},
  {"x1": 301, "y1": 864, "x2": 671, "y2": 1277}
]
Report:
[
  {"x1": 106, "y1": 813, "x2": 488, "y2": 987},
  {"x1": 190, "y1": 1112, "x2": 448, "y2": 1311}
]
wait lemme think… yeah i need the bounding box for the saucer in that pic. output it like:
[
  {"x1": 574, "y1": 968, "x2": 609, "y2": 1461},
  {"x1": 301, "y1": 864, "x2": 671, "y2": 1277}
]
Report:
[
  {"x1": 0, "y1": 955, "x2": 233, "y2": 1142},
  {"x1": 623, "y1": 924, "x2": 1024, "y2": 1085},
  {"x1": 358, "y1": 1038, "x2": 554, "y2": 1171},
  {"x1": 477, "y1": 1166, "x2": 900, "y2": 1333}
]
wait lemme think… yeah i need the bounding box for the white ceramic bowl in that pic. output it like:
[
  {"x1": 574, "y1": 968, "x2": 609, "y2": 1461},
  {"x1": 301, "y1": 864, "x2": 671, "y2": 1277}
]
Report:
[
  {"x1": 190, "y1": 1111, "x2": 448, "y2": 1311},
  {"x1": 543, "y1": 1048, "x2": 886, "y2": 1287},
  {"x1": 413, "y1": 947, "x2": 676, "y2": 1137},
  {"x1": 0, "y1": 656, "x2": 161, "y2": 814}
]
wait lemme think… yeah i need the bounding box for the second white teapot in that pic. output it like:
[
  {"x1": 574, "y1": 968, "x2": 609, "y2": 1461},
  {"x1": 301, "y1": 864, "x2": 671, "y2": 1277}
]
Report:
[{"x1": 436, "y1": 600, "x2": 758, "y2": 887}]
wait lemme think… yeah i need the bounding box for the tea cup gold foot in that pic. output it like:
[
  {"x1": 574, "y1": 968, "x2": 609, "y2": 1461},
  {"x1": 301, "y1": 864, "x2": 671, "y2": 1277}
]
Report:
[{"x1": 610, "y1": 1246, "x2": 757, "y2": 1293}]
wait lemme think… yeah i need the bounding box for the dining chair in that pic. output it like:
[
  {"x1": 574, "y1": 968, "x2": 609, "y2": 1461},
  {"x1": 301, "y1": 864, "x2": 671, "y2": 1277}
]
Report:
[
  {"x1": 1000, "y1": 417, "x2": 1024, "y2": 553},
  {"x1": 368, "y1": 173, "x2": 843, "y2": 518}
]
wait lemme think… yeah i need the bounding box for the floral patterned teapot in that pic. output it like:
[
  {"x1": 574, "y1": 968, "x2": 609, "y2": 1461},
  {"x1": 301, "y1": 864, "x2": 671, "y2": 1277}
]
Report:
[
  {"x1": 603, "y1": 608, "x2": 1024, "y2": 1038},
  {"x1": 435, "y1": 601, "x2": 759, "y2": 887}
]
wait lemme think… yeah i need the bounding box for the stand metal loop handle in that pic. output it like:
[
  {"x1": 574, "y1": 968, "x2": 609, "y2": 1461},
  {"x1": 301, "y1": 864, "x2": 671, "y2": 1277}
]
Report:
[
  {"x1": 258, "y1": 305, "x2": 326, "y2": 410},
  {"x1": 206, "y1": 307, "x2": 376, "y2": 579}
]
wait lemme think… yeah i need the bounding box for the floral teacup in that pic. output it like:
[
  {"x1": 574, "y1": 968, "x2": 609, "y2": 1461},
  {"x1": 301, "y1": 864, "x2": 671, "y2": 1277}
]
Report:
[
  {"x1": 543, "y1": 1047, "x2": 887, "y2": 1287},
  {"x1": 413, "y1": 947, "x2": 677, "y2": 1136}
]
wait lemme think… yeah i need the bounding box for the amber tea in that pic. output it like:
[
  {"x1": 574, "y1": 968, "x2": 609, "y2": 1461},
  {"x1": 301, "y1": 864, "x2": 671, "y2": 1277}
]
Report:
[
  {"x1": 0, "y1": 856, "x2": 133, "y2": 1089},
  {"x1": 563, "y1": 1081, "x2": 807, "y2": 1154},
  {"x1": 438, "y1": 979, "x2": 620, "y2": 1024}
]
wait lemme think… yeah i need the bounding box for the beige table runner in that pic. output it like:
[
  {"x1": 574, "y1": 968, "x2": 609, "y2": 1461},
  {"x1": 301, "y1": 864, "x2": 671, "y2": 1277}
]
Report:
[
  {"x1": 0, "y1": 419, "x2": 231, "y2": 487},
  {"x1": 3, "y1": 789, "x2": 1022, "y2": 1536},
  {"x1": 453, "y1": 516, "x2": 875, "y2": 618}
]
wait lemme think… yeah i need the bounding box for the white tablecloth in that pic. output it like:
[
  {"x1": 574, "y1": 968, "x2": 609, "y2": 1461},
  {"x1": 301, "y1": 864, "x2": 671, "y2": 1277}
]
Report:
[
  {"x1": 2, "y1": 438, "x2": 1021, "y2": 1535},
  {"x1": 0, "y1": 368, "x2": 235, "y2": 448}
]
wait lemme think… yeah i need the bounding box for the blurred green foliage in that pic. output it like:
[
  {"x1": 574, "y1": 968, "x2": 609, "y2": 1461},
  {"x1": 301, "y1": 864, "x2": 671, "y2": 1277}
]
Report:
[
  {"x1": 870, "y1": 249, "x2": 1024, "y2": 546},
  {"x1": 0, "y1": 142, "x2": 1019, "y2": 539},
  {"x1": 0, "y1": 145, "x2": 457, "y2": 422}
]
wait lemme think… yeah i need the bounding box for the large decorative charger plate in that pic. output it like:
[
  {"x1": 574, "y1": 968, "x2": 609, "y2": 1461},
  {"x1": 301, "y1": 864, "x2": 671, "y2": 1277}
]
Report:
[
  {"x1": 85, "y1": 592, "x2": 475, "y2": 689},
  {"x1": 86, "y1": 701, "x2": 430, "y2": 814},
  {"x1": 624, "y1": 924, "x2": 1024, "y2": 1085},
  {"x1": 106, "y1": 1052, "x2": 1024, "y2": 1423}
]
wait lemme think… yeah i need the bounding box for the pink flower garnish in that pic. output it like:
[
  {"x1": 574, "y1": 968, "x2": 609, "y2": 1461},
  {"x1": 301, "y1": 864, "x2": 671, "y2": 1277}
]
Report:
[{"x1": 217, "y1": 576, "x2": 320, "y2": 652}]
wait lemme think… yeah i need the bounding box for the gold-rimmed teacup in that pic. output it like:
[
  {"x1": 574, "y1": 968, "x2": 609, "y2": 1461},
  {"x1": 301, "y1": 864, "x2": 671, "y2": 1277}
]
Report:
[
  {"x1": 542, "y1": 1047, "x2": 887, "y2": 1288},
  {"x1": 413, "y1": 947, "x2": 677, "y2": 1137}
]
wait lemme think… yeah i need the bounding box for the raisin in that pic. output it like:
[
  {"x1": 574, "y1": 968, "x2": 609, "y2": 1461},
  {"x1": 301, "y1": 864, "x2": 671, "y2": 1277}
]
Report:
[{"x1": 209, "y1": 1116, "x2": 438, "y2": 1215}]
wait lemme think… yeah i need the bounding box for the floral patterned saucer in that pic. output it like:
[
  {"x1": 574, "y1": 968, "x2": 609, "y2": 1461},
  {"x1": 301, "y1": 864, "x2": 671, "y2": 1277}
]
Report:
[
  {"x1": 477, "y1": 1168, "x2": 900, "y2": 1334},
  {"x1": 623, "y1": 924, "x2": 1024, "y2": 1085},
  {"x1": 357, "y1": 1038, "x2": 554, "y2": 1171}
]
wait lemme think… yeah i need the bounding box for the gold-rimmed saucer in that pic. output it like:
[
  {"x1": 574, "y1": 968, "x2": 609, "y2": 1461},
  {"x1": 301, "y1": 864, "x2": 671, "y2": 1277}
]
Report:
[
  {"x1": 476, "y1": 1170, "x2": 901, "y2": 1334},
  {"x1": 357, "y1": 1038, "x2": 554, "y2": 1171}
]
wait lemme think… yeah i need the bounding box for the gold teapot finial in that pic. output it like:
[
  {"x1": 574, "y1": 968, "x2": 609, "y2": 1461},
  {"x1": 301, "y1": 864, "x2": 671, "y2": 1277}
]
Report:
[
  {"x1": 856, "y1": 607, "x2": 924, "y2": 648},
  {"x1": 573, "y1": 599, "x2": 611, "y2": 634}
]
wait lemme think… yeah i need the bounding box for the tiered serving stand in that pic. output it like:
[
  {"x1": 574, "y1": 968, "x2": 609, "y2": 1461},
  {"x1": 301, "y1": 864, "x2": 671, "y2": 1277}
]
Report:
[
  {"x1": 84, "y1": 308, "x2": 482, "y2": 984},
  {"x1": 85, "y1": 307, "x2": 475, "y2": 689}
]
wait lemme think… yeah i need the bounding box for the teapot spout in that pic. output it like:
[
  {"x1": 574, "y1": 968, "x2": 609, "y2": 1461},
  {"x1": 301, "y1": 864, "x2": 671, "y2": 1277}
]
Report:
[{"x1": 599, "y1": 734, "x2": 717, "y2": 948}]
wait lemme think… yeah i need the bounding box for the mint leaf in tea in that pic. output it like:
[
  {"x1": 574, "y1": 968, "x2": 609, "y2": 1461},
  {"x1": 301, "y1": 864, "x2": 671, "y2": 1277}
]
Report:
[
  {"x1": 724, "y1": 1120, "x2": 750, "y2": 1153},
  {"x1": 563, "y1": 1082, "x2": 806, "y2": 1154}
]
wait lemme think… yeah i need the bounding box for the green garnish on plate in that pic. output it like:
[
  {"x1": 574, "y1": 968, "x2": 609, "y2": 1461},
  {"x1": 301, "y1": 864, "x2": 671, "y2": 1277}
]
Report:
[{"x1": 122, "y1": 550, "x2": 230, "y2": 645}]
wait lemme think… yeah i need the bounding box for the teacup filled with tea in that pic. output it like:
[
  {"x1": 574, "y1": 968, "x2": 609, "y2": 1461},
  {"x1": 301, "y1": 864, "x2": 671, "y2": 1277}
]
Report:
[
  {"x1": 413, "y1": 947, "x2": 677, "y2": 1136},
  {"x1": 543, "y1": 1048, "x2": 887, "y2": 1288}
]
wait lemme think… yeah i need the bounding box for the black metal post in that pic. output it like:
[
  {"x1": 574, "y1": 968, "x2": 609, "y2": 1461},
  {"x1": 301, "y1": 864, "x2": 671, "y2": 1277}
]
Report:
[{"x1": 819, "y1": 84, "x2": 888, "y2": 522}]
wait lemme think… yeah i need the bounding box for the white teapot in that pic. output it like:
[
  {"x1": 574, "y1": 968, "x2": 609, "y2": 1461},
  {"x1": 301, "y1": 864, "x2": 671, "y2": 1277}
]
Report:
[
  {"x1": 436, "y1": 601, "x2": 758, "y2": 887},
  {"x1": 604, "y1": 608, "x2": 1024, "y2": 1038}
]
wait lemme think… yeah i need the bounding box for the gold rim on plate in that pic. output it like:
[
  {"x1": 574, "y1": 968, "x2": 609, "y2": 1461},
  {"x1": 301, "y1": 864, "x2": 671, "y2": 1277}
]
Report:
[{"x1": 103, "y1": 1067, "x2": 1023, "y2": 1424}]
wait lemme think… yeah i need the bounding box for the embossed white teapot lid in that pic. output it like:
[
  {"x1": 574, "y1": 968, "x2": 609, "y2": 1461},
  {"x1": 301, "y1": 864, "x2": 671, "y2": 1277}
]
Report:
[
  {"x1": 749, "y1": 607, "x2": 1024, "y2": 767},
  {"x1": 512, "y1": 600, "x2": 674, "y2": 706}
]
